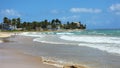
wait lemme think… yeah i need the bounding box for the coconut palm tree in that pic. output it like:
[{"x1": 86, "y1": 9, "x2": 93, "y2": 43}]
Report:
[
  {"x1": 3, "y1": 17, "x2": 9, "y2": 24},
  {"x1": 16, "y1": 18, "x2": 21, "y2": 28}
]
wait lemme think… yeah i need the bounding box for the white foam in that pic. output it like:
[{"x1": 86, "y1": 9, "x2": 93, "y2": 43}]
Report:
[
  {"x1": 19, "y1": 32, "x2": 120, "y2": 55},
  {"x1": 56, "y1": 32, "x2": 74, "y2": 35},
  {"x1": 0, "y1": 40, "x2": 3, "y2": 43},
  {"x1": 33, "y1": 38, "x2": 74, "y2": 45},
  {"x1": 60, "y1": 35, "x2": 120, "y2": 54},
  {"x1": 60, "y1": 35, "x2": 120, "y2": 44},
  {"x1": 43, "y1": 62, "x2": 63, "y2": 68},
  {"x1": 42, "y1": 57, "x2": 64, "y2": 68},
  {"x1": 79, "y1": 43, "x2": 120, "y2": 55},
  {"x1": 89, "y1": 31, "x2": 107, "y2": 35},
  {"x1": 19, "y1": 32, "x2": 43, "y2": 37}
]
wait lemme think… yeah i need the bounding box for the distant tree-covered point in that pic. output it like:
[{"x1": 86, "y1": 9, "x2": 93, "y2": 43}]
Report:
[{"x1": 0, "y1": 17, "x2": 86, "y2": 31}]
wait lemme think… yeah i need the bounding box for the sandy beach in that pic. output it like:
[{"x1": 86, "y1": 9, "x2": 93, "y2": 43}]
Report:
[
  {"x1": 0, "y1": 32, "x2": 12, "y2": 43},
  {"x1": 0, "y1": 32, "x2": 86, "y2": 68},
  {"x1": 0, "y1": 32, "x2": 58, "y2": 68},
  {"x1": 0, "y1": 48, "x2": 59, "y2": 68},
  {"x1": 0, "y1": 32, "x2": 12, "y2": 38},
  {"x1": 1, "y1": 31, "x2": 120, "y2": 68}
]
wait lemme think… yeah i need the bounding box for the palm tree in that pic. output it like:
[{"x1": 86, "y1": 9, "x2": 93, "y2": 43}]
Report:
[
  {"x1": 51, "y1": 19, "x2": 55, "y2": 24},
  {"x1": 12, "y1": 18, "x2": 17, "y2": 30},
  {"x1": 26, "y1": 22, "x2": 31, "y2": 31},
  {"x1": 22, "y1": 22, "x2": 27, "y2": 30},
  {"x1": 8, "y1": 19, "x2": 12, "y2": 25},
  {"x1": 3, "y1": 17, "x2": 9, "y2": 24},
  {"x1": 65, "y1": 21, "x2": 70, "y2": 29},
  {"x1": 0, "y1": 23, "x2": 2, "y2": 29},
  {"x1": 32, "y1": 21, "x2": 37, "y2": 30},
  {"x1": 55, "y1": 19, "x2": 61, "y2": 30},
  {"x1": 55, "y1": 19, "x2": 61, "y2": 25},
  {"x1": 44, "y1": 19, "x2": 49, "y2": 26},
  {"x1": 16, "y1": 18, "x2": 21, "y2": 28},
  {"x1": 51, "y1": 19, "x2": 56, "y2": 29}
]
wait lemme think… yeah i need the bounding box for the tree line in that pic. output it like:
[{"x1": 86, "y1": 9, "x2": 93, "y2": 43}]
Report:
[{"x1": 0, "y1": 17, "x2": 86, "y2": 31}]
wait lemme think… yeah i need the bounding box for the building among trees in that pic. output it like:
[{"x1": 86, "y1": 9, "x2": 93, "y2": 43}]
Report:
[{"x1": 0, "y1": 17, "x2": 86, "y2": 31}]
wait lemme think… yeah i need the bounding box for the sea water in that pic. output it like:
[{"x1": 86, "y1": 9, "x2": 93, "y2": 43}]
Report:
[{"x1": 20, "y1": 29, "x2": 120, "y2": 68}]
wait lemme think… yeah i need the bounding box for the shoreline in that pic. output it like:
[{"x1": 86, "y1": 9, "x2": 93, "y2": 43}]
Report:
[
  {"x1": 42, "y1": 57, "x2": 87, "y2": 68},
  {"x1": 0, "y1": 32, "x2": 13, "y2": 38},
  {"x1": 0, "y1": 48, "x2": 87, "y2": 68},
  {"x1": 0, "y1": 32, "x2": 58, "y2": 68},
  {"x1": 0, "y1": 32, "x2": 87, "y2": 68},
  {"x1": 0, "y1": 32, "x2": 14, "y2": 43}
]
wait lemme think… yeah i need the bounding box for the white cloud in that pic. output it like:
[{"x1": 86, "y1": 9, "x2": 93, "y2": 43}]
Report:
[
  {"x1": 0, "y1": 9, "x2": 21, "y2": 17},
  {"x1": 110, "y1": 4, "x2": 120, "y2": 15},
  {"x1": 60, "y1": 15, "x2": 80, "y2": 21},
  {"x1": 70, "y1": 8, "x2": 102, "y2": 13},
  {"x1": 110, "y1": 4, "x2": 120, "y2": 11},
  {"x1": 51, "y1": 10, "x2": 65, "y2": 14},
  {"x1": 51, "y1": 10, "x2": 59, "y2": 14}
]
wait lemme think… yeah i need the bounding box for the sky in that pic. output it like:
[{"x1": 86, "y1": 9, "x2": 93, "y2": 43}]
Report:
[{"x1": 0, "y1": 0, "x2": 120, "y2": 29}]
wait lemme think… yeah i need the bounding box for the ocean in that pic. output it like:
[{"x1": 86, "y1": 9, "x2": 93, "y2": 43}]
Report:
[{"x1": 20, "y1": 29, "x2": 120, "y2": 68}]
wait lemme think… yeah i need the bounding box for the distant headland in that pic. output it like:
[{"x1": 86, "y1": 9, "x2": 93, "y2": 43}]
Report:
[{"x1": 0, "y1": 17, "x2": 86, "y2": 31}]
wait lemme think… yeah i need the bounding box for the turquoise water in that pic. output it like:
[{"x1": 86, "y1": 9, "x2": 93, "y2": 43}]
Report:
[
  {"x1": 21, "y1": 29, "x2": 120, "y2": 54},
  {"x1": 72, "y1": 29, "x2": 120, "y2": 36},
  {"x1": 20, "y1": 29, "x2": 120, "y2": 68}
]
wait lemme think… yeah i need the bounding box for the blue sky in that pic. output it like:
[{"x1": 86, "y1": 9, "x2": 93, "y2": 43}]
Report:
[{"x1": 0, "y1": 0, "x2": 120, "y2": 29}]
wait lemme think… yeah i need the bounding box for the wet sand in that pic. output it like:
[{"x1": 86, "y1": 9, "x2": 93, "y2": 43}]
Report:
[
  {"x1": 0, "y1": 33, "x2": 58, "y2": 68},
  {"x1": 0, "y1": 48, "x2": 59, "y2": 68},
  {"x1": 0, "y1": 33, "x2": 86, "y2": 68}
]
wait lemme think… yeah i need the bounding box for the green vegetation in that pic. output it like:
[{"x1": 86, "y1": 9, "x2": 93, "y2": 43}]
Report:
[{"x1": 0, "y1": 17, "x2": 86, "y2": 31}]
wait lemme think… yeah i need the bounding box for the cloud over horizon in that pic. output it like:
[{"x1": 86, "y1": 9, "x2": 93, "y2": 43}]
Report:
[
  {"x1": 51, "y1": 10, "x2": 59, "y2": 14},
  {"x1": 70, "y1": 8, "x2": 102, "y2": 13},
  {"x1": 0, "y1": 0, "x2": 120, "y2": 29},
  {"x1": 0, "y1": 9, "x2": 21, "y2": 17},
  {"x1": 110, "y1": 3, "x2": 120, "y2": 15},
  {"x1": 51, "y1": 9, "x2": 66, "y2": 14},
  {"x1": 59, "y1": 15, "x2": 80, "y2": 22}
]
